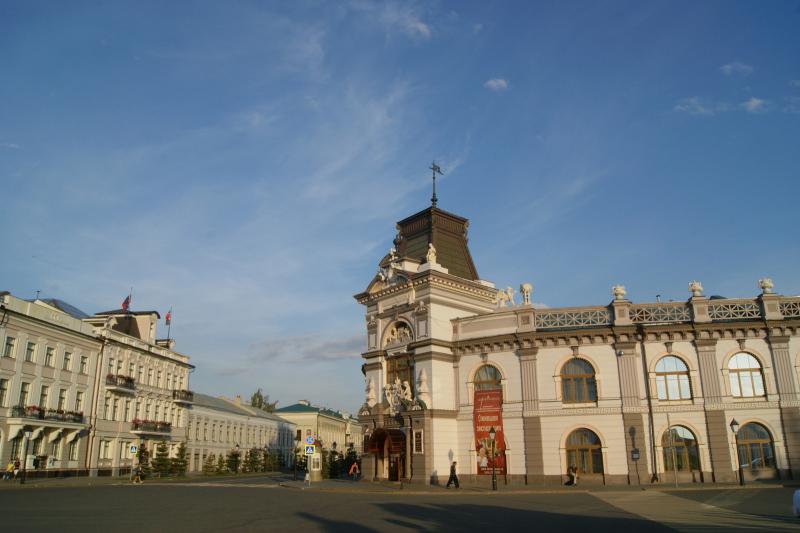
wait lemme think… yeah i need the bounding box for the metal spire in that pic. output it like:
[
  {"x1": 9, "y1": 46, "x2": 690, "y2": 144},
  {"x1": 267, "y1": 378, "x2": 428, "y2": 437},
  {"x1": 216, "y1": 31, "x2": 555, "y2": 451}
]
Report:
[{"x1": 430, "y1": 161, "x2": 443, "y2": 207}]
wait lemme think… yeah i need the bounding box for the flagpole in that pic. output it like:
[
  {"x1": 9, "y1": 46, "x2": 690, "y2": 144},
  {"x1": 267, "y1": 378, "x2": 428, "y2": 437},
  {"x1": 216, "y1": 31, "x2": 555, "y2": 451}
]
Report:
[{"x1": 167, "y1": 308, "x2": 172, "y2": 340}]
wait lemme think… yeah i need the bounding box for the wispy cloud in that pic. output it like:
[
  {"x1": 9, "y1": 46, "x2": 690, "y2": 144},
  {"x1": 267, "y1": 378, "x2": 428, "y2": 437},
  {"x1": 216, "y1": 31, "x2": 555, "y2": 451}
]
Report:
[
  {"x1": 484, "y1": 78, "x2": 508, "y2": 92},
  {"x1": 741, "y1": 97, "x2": 767, "y2": 113},
  {"x1": 783, "y1": 96, "x2": 800, "y2": 114},
  {"x1": 720, "y1": 61, "x2": 753, "y2": 76},
  {"x1": 249, "y1": 334, "x2": 363, "y2": 364},
  {"x1": 473, "y1": 23, "x2": 483, "y2": 34},
  {"x1": 790, "y1": 80, "x2": 800, "y2": 88},
  {"x1": 349, "y1": 1, "x2": 431, "y2": 40},
  {"x1": 0, "y1": 142, "x2": 20, "y2": 149},
  {"x1": 673, "y1": 97, "x2": 716, "y2": 115}
]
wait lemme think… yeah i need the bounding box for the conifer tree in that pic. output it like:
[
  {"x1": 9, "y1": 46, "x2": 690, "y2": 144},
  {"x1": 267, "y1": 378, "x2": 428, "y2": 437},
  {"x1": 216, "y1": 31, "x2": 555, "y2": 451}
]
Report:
[
  {"x1": 171, "y1": 442, "x2": 188, "y2": 475},
  {"x1": 203, "y1": 453, "x2": 217, "y2": 475},
  {"x1": 216, "y1": 454, "x2": 227, "y2": 474},
  {"x1": 151, "y1": 441, "x2": 171, "y2": 475}
]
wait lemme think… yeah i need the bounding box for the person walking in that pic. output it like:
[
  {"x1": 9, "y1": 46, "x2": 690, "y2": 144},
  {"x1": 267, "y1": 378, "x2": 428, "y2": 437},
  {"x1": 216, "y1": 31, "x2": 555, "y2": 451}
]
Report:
[
  {"x1": 446, "y1": 461, "x2": 459, "y2": 489},
  {"x1": 348, "y1": 461, "x2": 360, "y2": 481},
  {"x1": 566, "y1": 465, "x2": 579, "y2": 486},
  {"x1": 13, "y1": 458, "x2": 20, "y2": 480},
  {"x1": 132, "y1": 466, "x2": 143, "y2": 484},
  {"x1": 3, "y1": 461, "x2": 13, "y2": 480}
]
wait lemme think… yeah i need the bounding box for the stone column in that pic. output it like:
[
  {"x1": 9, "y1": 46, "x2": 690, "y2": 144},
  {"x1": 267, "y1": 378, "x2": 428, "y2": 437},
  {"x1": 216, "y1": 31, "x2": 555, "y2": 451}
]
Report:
[
  {"x1": 767, "y1": 335, "x2": 799, "y2": 478},
  {"x1": 694, "y1": 339, "x2": 736, "y2": 482},
  {"x1": 615, "y1": 342, "x2": 649, "y2": 485},
  {"x1": 517, "y1": 347, "x2": 544, "y2": 484}
]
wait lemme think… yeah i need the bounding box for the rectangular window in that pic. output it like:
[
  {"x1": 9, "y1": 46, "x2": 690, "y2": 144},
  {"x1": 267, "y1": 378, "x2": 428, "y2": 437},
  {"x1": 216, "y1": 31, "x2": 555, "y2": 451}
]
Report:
[
  {"x1": 51, "y1": 438, "x2": 61, "y2": 460},
  {"x1": 58, "y1": 388, "x2": 67, "y2": 410},
  {"x1": 129, "y1": 363, "x2": 135, "y2": 377},
  {"x1": 63, "y1": 351, "x2": 72, "y2": 371},
  {"x1": 39, "y1": 385, "x2": 50, "y2": 407},
  {"x1": 32, "y1": 437, "x2": 42, "y2": 456},
  {"x1": 3, "y1": 336, "x2": 16, "y2": 358},
  {"x1": 138, "y1": 366, "x2": 144, "y2": 384},
  {"x1": 0, "y1": 378, "x2": 7, "y2": 407},
  {"x1": 45, "y1": 347, "x2": 55, "y2": 367},
  {"x1": 75, "y1": 391, "x2": 84, "y2": 412},
  {"x1": 112, "y1": 398, "x2": 120, "y2": 421},
  {"x1": 19, "y1": 382, "x2": 30, "y2": 406},
  {"x1": 148, "y1": 369, "x2": 153, "y2": 386},
  {"x1": 124, "y1": 400, "x2": 131, "y2": 421},
  {"x1": 167, "y1": 373, "x2": 172, "y2": 390},
  {"x1": 120, "y1": 441, "x2": 129, "y2": 459},
  {"x1": 100, "y1": 440, "x2": 111, "y2": 460},
  {"x1": 296, "y1": 429, "x2": 302, "y2": 441},
  {"x1": 80, "y1": 356, "x2": 88, "y2": 374},
  {"x1": 116, "y1": 360, "x2": 122, "y2": 374},
  {"x1": 68, "y1": 441, "x2": 79, "y2": 461},
  {"x1": 10, "y1": 437, "x2": 22, "y2": 459},
  {"x1": 104, "y1": 395, "x2": 111, "y2": 419},
  {"x1": 157, "y1": 370, "x2": 162, "y2": 388},
  {"x1": 25, "y1": 341, "x2": 36, "y2": 362},
  {"x1": 108, "y1": 358, "x2": 115, "y2": 374}
]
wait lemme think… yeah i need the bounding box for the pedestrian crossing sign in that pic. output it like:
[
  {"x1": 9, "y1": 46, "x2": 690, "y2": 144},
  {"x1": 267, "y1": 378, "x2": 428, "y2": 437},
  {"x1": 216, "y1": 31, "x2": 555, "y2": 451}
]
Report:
[
  {"x1": 304, "y1": 445, "x2": 315, "y2": 456},
  {"x1": 130, "y1": 445, "x2": 138, "y2": 455}
]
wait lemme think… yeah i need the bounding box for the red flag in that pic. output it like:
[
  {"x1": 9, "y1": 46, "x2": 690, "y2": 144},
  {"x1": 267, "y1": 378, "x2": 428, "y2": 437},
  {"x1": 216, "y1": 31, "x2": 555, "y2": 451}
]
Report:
[
  {"x1": 165, "y1": 310, "x2": 172, "y2": 326},
  {"x1": 121, "y1": 294, "x2": 131, "y2": 312}
]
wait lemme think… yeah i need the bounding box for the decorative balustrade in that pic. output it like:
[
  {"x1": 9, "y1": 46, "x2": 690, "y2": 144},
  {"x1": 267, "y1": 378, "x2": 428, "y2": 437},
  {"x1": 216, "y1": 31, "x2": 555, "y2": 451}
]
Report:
[
  {"x1": 707, "y1": 300, "x2": 761, "y2": 321},
  {"x1": 630, "y1": 303, "x2": 691, "y2": 324},
  {"x1": 535, "y1": 308, "x2": 612, "y2": 329},
  {"x1": 780, "y1": 300, "x2": 800, "y2": 318},
  {"x1": 131, "y1": 419, "x2": 172, "y2": 434},
  {"x1": 106, "y1": 374, "x2": 136, "y2": 392},
  {"x1": 10, "y1": 405, "x2": 84, "y2": 423},
  {"x1": 172, "y1": 389, "x2": 194, "y2": 404}
]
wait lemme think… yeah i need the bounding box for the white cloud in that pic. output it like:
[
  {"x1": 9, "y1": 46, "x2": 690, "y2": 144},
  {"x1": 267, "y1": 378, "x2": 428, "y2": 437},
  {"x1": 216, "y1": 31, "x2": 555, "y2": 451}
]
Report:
[
  {"x1": 783, "y1": 96, "x2": 800, "y2": 114},
  {"x1": 349, "y1": 1, "x2": 431, "y2": 40},
  {"x1": 484, "y1": 78, "x2": 508, "y2": 92},
  {"x1": 720, "y1": 61, "x2": 753, "y2": 76},
  {"x1": 741, "y1": 97, "x2": 767, "y2": 113},
  {"x1": 673, "y1": 97, "x2": 714, "y2": 116},
  {"x1": 0, "y1": 142, "x2": 20, "y2": 149},
  {"x1": 248, "y1": 334, "x2": 363, "y2": 364}
]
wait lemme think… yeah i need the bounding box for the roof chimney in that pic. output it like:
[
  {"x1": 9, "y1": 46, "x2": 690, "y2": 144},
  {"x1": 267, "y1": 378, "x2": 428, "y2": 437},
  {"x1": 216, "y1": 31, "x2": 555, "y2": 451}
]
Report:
[
  {"x1": 235, "y1": 395, "x2": 241, "y2": 405},
  {"x1": 298, "y1": 399, "x2": 310, "y2": 406}
]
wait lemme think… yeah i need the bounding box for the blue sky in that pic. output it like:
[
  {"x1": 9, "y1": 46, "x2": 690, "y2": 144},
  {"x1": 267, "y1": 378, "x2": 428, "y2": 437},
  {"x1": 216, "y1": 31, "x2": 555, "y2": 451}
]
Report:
[{"x1": 1, "y1": 1, "x2": 798, "y2": 413}]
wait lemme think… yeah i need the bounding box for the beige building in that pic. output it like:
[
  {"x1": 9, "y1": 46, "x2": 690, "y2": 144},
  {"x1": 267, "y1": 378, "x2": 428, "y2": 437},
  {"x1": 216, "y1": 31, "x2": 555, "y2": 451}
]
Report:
[
  {"x1": 0, "y1": 293, "x2": 195, "y2": 477},
  {"x1": 356, "y1": 204, "x2": 800, "y2": 486},
  {"x1": 186, "y1": 394, "x2": 296, "y2": 472},
  {"x1": 83, "y1": 309, "x2": 194, "y2": 475},
  {"x1": 0, "y1": 294, "x2": 100, "y2": 473},
  {"x1": 276, "y1": 401, "x2": 363, "y2": 455}
]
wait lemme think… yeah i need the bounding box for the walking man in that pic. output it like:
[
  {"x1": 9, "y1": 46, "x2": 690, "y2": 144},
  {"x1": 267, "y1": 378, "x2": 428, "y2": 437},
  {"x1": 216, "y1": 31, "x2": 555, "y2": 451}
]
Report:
[
  {"x1": 348, "y1": 461, "x2": 360, "y2": 481},
  {"x1": 446, "y1": 461, "x2": 459, "y2": 489}
]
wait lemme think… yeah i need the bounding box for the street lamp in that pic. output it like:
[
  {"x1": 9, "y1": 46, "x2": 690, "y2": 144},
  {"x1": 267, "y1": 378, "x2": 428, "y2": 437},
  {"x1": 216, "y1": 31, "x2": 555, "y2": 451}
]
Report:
[
  {"x1": 489, "y1": 426, "x2": 497, "y2": 491},
  {"x1": 730, "y1": 419, "x2": 744, "y2": 486},
  {"x1": 234, "y1": 444, "x2": 240, "y2": 474},
  {"x1": 293, "y1": 434, "x2": 300, "y2": 480},
  {"x1": 20, "y1": 427, "x2": 33, "y2": 484}
]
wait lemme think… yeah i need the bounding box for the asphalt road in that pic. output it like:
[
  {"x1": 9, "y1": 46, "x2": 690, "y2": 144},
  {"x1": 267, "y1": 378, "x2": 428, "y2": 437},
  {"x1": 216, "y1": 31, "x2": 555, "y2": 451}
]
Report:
[{"x1": 0, "y1": 476, "x2": 796, "y2": 532}]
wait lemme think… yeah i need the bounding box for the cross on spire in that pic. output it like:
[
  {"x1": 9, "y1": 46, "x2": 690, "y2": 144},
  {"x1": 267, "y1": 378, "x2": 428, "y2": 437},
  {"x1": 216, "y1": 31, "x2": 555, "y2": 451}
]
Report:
[{"x1": 430, "y1": 161, "x2": 443, "y2": 207}]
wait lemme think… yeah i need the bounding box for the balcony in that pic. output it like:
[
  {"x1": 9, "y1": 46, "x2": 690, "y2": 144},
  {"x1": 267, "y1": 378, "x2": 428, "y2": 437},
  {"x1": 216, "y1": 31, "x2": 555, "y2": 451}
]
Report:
[
  {"x1": 172, "y1": 389, "x2": 194, "y2": 405},
  {"x1": 131, "y1": 419, "x2": 172, "y2": 435},
  {"x1": 10, "y1": 405, "x2": 85, "y2": 424},
  {"x1": 105, "y1": 374, "x2": 136, "y2": 394}
]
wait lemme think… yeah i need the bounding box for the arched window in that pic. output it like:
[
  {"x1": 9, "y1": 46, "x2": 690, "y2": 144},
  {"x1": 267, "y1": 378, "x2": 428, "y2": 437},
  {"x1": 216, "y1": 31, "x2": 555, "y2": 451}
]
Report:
[
  {"x1": 655, "y1": 356, "x2": 692, "y2": 400},
  {"x1": 561, "y1": 359, "x2": 597, "y2": 403},
  {"x1": 728, "y1": 353, "x2": 765, "y2": 398},
  {"x1": 566, "y1": 428, "x2": 603, "y2": 474},
  {"x1": 474, "y1": 365, "x2": 502, "y2": 391},
  {"x1": 662, "y1": 426, "x2": 700, "y2": 472},
  {"x1": 737, "y1": 422, "x2": 775, "y2": 470}
]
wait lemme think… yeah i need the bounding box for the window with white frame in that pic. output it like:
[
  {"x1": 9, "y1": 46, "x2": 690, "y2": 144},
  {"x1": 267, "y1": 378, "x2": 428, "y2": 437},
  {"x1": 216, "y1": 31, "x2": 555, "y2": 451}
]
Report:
[
  {"x1": 63, "y1": 351, "x2": 72, "y2": 371},
  {"x1": 68, "y1": 440, "x2": 79, "y2": 461},
  {"x1": 45, "y1": 347, "x2": 55, "y2": 367},
  {"x1": 57, "y1": 388, "x2": 67, "y2": 410},
  {"x1": 3, "y1": 336, "x2": 15, "y2": 358},
  {"x1": 655, "y1": 356, "x2": 692, "y2": 400},
  {"x1": 25, "y1": 341, "x2": 36, "y2": 362},
  {"x1": 100, "y1": 440, "x2": 111, "y2": 459},
  {"x1": 79, "y1": 355, "x2": 88, "y2": 374},
  {"x1": 75, "y1": 390, "x2": 84, "y2": 412},
  {"x1": 728, "y1": 353, "x2": 765, "y2": 398},
  {"x1": 0, "y1": 378, "x2": 7, "y2": 407}
]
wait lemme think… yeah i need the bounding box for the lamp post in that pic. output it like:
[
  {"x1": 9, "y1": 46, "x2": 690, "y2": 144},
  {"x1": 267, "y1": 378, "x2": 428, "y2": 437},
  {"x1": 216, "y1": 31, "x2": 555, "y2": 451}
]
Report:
[
  {"x1": 331, "y1": 441, "x2": 338, "y2": 479},
  {"x1": 234, "y1": 444, "x2": 240, "y2": 474},
  {"x1": 489, "y1": 426, "x2": 497, "y2": 491},
  {"x1": 293, "y1": 435, "x2": 300, "y2": 480},
  {"x1": 20, "y1": 427, "x2": 33, "y2": 485},
  {"x1": 730, "y1": 419, "x2": 744, "y2": 486}
]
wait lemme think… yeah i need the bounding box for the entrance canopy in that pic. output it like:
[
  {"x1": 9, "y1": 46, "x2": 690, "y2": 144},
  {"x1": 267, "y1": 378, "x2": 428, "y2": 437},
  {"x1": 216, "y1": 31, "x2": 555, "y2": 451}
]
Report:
[{"x1": 368, "y1": 428, "x2": 405, "y2": 454}]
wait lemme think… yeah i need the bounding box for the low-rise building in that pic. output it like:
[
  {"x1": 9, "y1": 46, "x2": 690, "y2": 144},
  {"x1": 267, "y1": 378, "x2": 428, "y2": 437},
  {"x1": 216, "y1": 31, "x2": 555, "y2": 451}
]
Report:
[
  {"x1": 275, "y1": 400, "x2": 363, "y2": 454},
  {"x1": 186, "y1": 394, "x2": 295, "y2": 472}
]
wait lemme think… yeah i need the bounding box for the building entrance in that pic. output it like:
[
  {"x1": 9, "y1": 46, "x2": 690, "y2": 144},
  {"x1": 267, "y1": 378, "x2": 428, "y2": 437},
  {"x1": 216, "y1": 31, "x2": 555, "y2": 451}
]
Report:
[{"x1": 368, "y1": 428, "x2": 406, "y2": 480}]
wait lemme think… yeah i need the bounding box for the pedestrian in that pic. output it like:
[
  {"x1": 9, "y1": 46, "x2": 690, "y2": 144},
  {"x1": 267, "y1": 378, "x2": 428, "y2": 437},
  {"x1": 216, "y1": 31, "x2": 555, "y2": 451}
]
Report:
[
  {"x1": 13, "y1": 458, "x2": 20, "y2": 480},
  {"x1": 132, "y1": 466, "x2": 143, "y2": 484},
  {"x1": 566, "y1": 465, "x2": 579, "y2": 486},
  {"x1": 304, "y1": 471, "x2": 311, "y2": 487},
  {"x1": 446, "y1": 461, "x2": 459, "y2": 489},
  {"x1": 3, "y1": 461, "x2": 13, "y2": 480},
  {"x1": 348, "y1": 461, "x2": 360, "y2": 481}
]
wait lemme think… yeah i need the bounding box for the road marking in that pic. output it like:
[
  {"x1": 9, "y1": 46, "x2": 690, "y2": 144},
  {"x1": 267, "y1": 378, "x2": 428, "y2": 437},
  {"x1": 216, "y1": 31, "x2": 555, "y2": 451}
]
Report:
[
  {"x1": 593, "y1": 491, "x2": 797, "y2": 531},
  {"x1": 144, "y1": 482, "x2": 282, "y2": 488}
]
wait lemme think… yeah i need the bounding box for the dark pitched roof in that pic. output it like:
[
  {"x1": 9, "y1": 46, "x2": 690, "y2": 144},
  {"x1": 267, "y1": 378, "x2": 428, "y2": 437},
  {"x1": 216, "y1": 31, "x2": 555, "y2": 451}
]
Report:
[
  {"x1": 394, "y1": 206, "x2": 479, "y2": 280},
  {"x1": 38, "y1": 299, "x2": 90, "y2": 319},
  {"x1": 275, "y1": 403, "x2": 346, "y2": 420},
  {"x1": 95, "y1": 309, "x2": 161, "y2": 319}
]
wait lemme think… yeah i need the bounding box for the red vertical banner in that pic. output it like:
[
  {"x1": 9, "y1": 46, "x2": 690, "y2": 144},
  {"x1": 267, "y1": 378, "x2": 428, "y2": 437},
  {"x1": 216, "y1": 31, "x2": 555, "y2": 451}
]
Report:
[{"x1": 473, "y1": 389, "x2": 506, "y2": 475}]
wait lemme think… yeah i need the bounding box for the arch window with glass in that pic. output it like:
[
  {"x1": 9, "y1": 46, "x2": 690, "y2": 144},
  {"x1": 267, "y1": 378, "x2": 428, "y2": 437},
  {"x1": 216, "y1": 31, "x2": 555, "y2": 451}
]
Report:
[
  {"x1": 561, "y1": 359, "x2": 597, "y2": 403},
  {"x1": 728, "y1": 353, "x2": 765, "y2": 398},
  {"x1": 565, "y1": 428, "x2": 604, "y2": 474},
  {"x1": 474, "y1": 365, "x2": 502, "y2": 391},
  {"x1": 386, "y1": 355, "x2": 413, "y2": 389},
  {"x1": 655, "y1": 356, "x2": 692, "y2": 400},
  {"x1": 736, "y1": 422, "x2": 775, "y2": 470},
  {"x1": 662, "y1": 426, "x2": 700, "y2": 472}
]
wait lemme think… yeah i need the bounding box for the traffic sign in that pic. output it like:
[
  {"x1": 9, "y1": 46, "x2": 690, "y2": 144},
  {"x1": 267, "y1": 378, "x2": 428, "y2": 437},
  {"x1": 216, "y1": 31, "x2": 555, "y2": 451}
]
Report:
[
  {"x1": 305, "y1": 436, "x2": 315, "y2": 445},
  {"x1": 304, "y1": 445, "x2": 315, "y2": 456},
  {"x1": 130, "y1": 445, "x2": 138, "y2": 455}
]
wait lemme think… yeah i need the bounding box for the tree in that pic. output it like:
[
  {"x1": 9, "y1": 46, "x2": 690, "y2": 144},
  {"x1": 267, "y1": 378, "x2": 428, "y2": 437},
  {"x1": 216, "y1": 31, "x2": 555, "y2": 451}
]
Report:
[
  {"x1": 137, "y1": 443, "x2": 151, "y2": 475},
  {"x1": 250, "y1": 388, "x2": 279, "y2": 413},
  {"x1": 246, "y1": 448, "x2": 260, "y2": 473},
  {"x1": 202, "y1": 453, "x2": 217, "y2": 475},
  {"x1": 226, "y1": 449, "x2": 241, "y2": 473},
  {"x1": 151, "y1": 441, "x2": 171, "y2": 475},
  {"x1": 216, "y1": 454, "x2": 227, "y2": 474},
  {"x1": 171, "y1": 442, "x2": 188, "y2": 475}
]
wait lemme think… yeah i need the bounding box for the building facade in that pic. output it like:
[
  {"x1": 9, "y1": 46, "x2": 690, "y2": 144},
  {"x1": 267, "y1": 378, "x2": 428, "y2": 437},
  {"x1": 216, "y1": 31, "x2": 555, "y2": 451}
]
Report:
[
  {"x1": 0, "y1": 293, "x2": 194, "y2": 477},
  {"x1": 356, "y1": 205, "x2": 800, "y2": 486},
  {"x1": 186, "y1": 394, "x2": 296, "y2": 472},
  {"x1": 276, "y1": 400, "x2": 363, "y2": 455}
]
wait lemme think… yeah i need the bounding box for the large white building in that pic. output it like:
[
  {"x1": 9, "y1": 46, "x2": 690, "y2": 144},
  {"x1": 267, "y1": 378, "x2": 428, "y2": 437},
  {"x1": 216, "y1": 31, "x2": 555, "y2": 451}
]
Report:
[
  {"x1": 276, "y1": 400, "x2": 363, "y2": 455},
  {"x1": 356, "y1": 204, "x2": 800, "y2": 486},
  {"x1": 186, "y1": 394, "x2": 295, "y2": 472}
]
